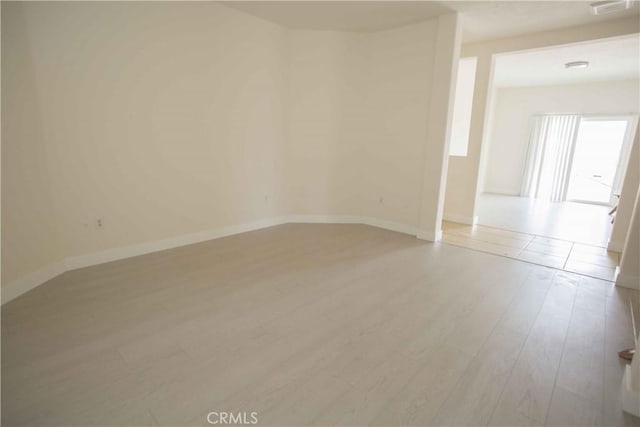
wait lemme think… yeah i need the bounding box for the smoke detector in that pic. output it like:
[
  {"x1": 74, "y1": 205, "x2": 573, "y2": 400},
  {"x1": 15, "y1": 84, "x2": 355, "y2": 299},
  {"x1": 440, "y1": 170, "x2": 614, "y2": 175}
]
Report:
[
  {"x1": 590, "y1": 0, "x2": 632, "y2": 15},
  {"x1": 565, "y1": 61, "x2": 590, "y2": 69}
]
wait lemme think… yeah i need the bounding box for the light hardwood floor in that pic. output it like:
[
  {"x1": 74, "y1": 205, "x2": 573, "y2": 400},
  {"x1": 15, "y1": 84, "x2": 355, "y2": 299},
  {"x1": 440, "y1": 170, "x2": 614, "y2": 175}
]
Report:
[{"x1": 2, "y1": 224, "x2": 639, "y2": 426}]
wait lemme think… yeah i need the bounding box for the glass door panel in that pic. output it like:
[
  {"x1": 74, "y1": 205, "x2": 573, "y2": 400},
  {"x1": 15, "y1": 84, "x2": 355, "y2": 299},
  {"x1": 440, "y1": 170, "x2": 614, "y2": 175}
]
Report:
[{"x1": 566, "y1": 118, "x2": 628, "y2": 205}]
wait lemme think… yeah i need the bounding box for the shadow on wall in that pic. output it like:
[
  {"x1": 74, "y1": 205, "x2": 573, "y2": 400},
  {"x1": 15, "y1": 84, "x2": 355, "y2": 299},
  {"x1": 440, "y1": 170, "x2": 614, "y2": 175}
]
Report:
[{"x1": 1, "y1": 3, "x2": 65, "y2": 287}]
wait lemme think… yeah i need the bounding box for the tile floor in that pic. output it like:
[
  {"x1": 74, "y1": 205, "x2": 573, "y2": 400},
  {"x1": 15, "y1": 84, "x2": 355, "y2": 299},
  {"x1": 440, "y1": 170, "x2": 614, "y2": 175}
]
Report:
[
  {"x1": 476, "y1": 193, "x2": 613, "y2": 247},
  {"x1": 442, "y1": 221, "x2": 620, "y2": 281}
]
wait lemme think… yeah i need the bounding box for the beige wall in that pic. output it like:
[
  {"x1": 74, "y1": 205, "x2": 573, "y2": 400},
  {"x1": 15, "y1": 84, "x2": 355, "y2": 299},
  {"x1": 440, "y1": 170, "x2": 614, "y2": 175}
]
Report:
[
  {"x1": 3, "y1": 3, "x2": 460, "y2": 291},
  {"x1": 363, "y1": 21, "x2": 439, "y2": 227},
  {"x1": 418, "y1": 13, "x2": 463, "y2": 239},
  {"x1": 484, "y1": 79, "x2": 640, "y2": 195},
  {"x1": 616, "y1": 184, "x2": 640, "y2": 290},
  {"x1": 2, "y1": 4, "x2": 65, "y2": 284},
  {"x1": 610, "y1": 126, "x2": 640, "y2": 252},
  {"x1": 286, "y1": 31, "x2": 368, "y2": 216},
  {"x1": 286, "y1": 21, "x2": 439, "y2": 227},
  {"x1": 2, "y1": 2, "x2": 290, "y2": 285},
  {"x1": 444, "y1": 16, "x2": 640, "y2": 223}
]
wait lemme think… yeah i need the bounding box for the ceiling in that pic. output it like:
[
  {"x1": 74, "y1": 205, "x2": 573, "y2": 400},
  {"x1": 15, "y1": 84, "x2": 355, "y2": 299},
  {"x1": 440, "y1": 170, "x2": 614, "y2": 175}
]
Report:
[
  {"x1": 223, "y1": 2, "x2": 449, "y2": 32},
  {"x1": 222, "y1": 1, "x2": 640, "y2": 42},
  {"x1": 451, "y1": 1, "x2": 640, "y2": 43},
  {"x1": 493, "y1": 35, "x2": 640, "y2": 87}
]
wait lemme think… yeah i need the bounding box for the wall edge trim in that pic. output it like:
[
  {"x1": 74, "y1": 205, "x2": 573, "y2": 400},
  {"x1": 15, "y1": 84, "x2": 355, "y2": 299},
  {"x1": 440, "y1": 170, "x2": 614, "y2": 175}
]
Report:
[{"x1": 2, "y1": 215, "x2": 427, "y2": 304}]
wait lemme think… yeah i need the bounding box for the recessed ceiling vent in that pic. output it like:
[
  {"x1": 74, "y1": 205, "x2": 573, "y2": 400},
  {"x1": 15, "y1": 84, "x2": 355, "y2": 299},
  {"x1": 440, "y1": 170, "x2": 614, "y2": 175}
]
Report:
[{"x1": 590, "y1": 0, "x2": 632, "y2": 15}]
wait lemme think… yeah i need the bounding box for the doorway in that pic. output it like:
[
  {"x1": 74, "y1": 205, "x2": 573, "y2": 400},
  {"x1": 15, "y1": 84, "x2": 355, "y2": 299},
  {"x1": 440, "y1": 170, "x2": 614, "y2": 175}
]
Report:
[
  {"x1": 566, "y1": 116, "x2": 634, "y2": 205},
  {"x1": 445, "y1": 36, "x2": 640, "y2": 281},
  {"x1": 521, "y1": 113, "x2": 635, "y2": 207}
]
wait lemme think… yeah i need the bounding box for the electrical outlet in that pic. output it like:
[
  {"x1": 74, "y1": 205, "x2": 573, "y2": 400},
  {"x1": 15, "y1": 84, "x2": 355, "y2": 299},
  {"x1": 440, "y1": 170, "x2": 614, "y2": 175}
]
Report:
[
  {"x1": 379, "y1": 197, "x2": 384, "y2": 205},
  {"x1": 96, "y1": 218, "x2": 103, "y2": 229}
]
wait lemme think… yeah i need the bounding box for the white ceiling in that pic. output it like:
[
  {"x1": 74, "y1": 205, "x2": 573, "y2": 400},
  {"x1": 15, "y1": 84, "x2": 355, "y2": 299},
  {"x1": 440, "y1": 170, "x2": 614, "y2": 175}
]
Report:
[
  {"x1": 493, "y1": 35, "x2": 640, "y2": 87},
  {"x1": 223, "y1": 2, "x2": 450, "y2": 32},
  {"x1": 222, "y1": 1, "x2": 640, "y2": 42},
  {"x1": 451, "y1": 1, "x2": 640, "y2": 43}
]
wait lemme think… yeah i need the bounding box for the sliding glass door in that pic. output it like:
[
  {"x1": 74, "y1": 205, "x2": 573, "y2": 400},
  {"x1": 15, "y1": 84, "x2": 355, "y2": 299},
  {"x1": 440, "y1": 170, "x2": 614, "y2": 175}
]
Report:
[
  {"x1": 522, "y1": 114, "x2": 636, "y2": 206},
  {"x1": 520, "y1": 115, "x2": 580, "y2": 202},
  {"x1": 566, "y1": 117, "x2": 633, "y2": 205}
]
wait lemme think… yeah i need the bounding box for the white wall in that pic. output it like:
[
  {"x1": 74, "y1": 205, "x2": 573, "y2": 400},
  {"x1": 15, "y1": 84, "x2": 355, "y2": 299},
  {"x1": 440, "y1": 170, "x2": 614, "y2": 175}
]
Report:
[
  {"x1": 286, "y1": 31, "x2": 368, "y2": 216},
  {"x1": 362, "y1": 21, "x2": 438, "y2": 227},
  {"x1": 3, "y1": 2, "x2": 460, "y2": 294},
  {"x1": 2, "y1": 2, "x2": 290, "y2": 285},
  {"x1": 2, "y1": 5, "x2": 65, "y2": 285},
  {"x1": 449, "y1": 57, "x2": 477, "y2": 157},
  {"x1": 610, "y1": 125, "x2": 639, "y2": 252},
  {"x1": 286, "y1": 21, "x2": 439, "y2": 227},
  {"x1": 444, "y1": 16, "x2": 640, "y2": 223},
  {"x1": 617, "y1": 184, "x2": 640, "y2": 290},
  {"x1": 483, "y1": 79, "x2": 640, "y2": 195},
  {"x1": 418, "y1": 13, "x2": 463, "y2": 239},
  {"x1": 285, "y1": 19, "x2": 448, "y2": 229}
]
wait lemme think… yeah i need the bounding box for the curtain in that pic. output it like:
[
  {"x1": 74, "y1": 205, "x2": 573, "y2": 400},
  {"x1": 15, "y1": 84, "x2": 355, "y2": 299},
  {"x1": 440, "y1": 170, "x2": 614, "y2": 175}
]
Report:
[{"x1": 520, "y1": 115, "x2": 580, "y2": 202}]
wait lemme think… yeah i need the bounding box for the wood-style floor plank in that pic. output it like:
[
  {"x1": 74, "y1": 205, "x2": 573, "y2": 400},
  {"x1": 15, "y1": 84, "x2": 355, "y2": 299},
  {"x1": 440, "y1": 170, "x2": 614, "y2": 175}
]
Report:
[
  {"x1": 2, "y1": 224, "x2": 638, "y2": 426},
  {"x1": 488, "y1": 272, "x2": 577, "y2": 426}
]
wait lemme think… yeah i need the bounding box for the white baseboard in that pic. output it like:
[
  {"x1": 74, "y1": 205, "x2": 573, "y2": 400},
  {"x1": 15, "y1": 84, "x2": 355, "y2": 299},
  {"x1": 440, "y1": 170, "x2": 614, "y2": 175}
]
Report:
[
  {"x1": 285, "y1": 215, "x2": 361, "y2": 225},
  {"x1": 2, "y1": 215, "x2": 430, "y2": 304},
  {"x1": 443, "y1": 213, "x2": 478, "y2": 225},
  {"x1": 615, "y1": 267, "x2": 640, "y2": 290},
  {"x1": 608, "y1": 239, "x2": 625, "y2": 253},
  {"x1": 285, "y1": 215, "x2": 420, "y2": 237},
  {"x1": 361, "y1": 217, "x2": 420, "y2": 236},
  {"x1": 65, "y1": 217, "x2": 288, "y2": 271},
  {"x1": 417, "y1": 229, "x2": 442, "y2": 242},
  {"x1": 482, "y1": 189, "x2": 520, "y2": 196},
  {"x1": 2, "y1": 261, "x2": 67, "y2": 304}
]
